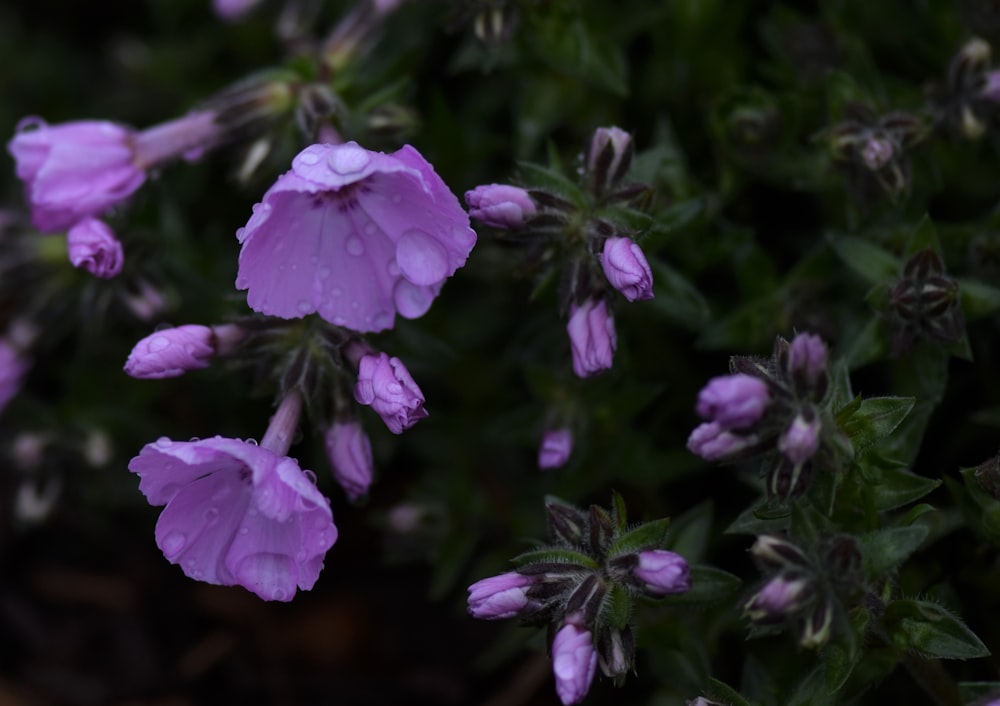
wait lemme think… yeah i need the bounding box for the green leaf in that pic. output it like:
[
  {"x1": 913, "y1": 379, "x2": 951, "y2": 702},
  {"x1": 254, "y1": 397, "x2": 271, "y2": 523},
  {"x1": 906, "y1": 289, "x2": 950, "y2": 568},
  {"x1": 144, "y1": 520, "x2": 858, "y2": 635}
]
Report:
[
  {"x1": 528, "y1": 17, "x2": 628, "y2": 95},
  {"x1": 659, "y1": 565, "x2": 741, "y2": 605},
  {"x1": 647, "y1": 257, "x2": 712, "y2": 328},
  {"x1": 603, "y1": 582, "x2": 631, "y2": 630},
  {"x1": 843, "y1": 316, "x2": 887, "y2": 370},
  {"x1": 706, "y1": 678, "x2": 758, "y2": 706},
  {"x1": 515, "y1": 161, "x2": 583, "y2": 200},
  {"x1": 724, "y1": 499, "x2": 790, "y2": 536},
  {"x1": 663, "y1": 500, "x2": 713, "y2": 564},
  {"x1": 607, "y1": 518, "x2": 670, "y2": 558},
  {"x1": 857, "y1": 525, "x2": 928, "y2": 579},
  {"x1": 837, "y1": 396, "x2": 915, "y2": 455},
  {"x1": 959, "y1": 682, "x2": 1000, "y2": 702},
  {"x1": 511, "y1": 547, "x2": 599, "y2": 570},
  {"x1": 959, "y1": 278, "x2": 1000, "y2": 320},
  {"x1": 905, "y1": 214, "x2": 942, "y2": 258},
  {"x1": 861, "y1": 457, "x2": 942, "y2": 511},
  {"x1": 883, "y1": 599, "x2": 990, "y2": 659},
  {"x1": 827, "y1": 233, "x2": 900, "y2": 285}
]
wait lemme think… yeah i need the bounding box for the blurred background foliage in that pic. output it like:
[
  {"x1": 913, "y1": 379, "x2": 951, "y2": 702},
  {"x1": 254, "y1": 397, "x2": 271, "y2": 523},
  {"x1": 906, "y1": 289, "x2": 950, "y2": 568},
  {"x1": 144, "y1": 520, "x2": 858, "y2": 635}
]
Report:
[{"x1": 5, "y1": 0, "x2": 1000, "y2": 704}]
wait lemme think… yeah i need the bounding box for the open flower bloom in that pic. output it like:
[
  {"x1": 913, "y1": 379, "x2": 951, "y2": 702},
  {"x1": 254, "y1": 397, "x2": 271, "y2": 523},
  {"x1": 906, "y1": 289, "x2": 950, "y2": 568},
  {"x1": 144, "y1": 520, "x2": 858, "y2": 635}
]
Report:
[
  {"x1": 128, "y1": 436, "x2": 337, "y2": 601},
  {"x1": 236, "y1": 142, "x2": 477, "y2": 333},
  {"x1": 8, "y1": 119, "x2": 146, "y2": 232}
]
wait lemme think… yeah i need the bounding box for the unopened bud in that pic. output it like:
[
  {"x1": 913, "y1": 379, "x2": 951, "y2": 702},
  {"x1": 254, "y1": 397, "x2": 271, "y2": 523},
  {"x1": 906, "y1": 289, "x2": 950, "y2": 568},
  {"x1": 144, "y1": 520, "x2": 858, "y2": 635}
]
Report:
[
  {"x1": 799, "y1": 599, "x2": 834, "y2": 649},
  {"x1": 597, "y1": 626, "x2": 634, "y2": 678},
  {"x1": 744, "y1": 573, "x2": 815, "y2": 623},
  {"x1": 587, "y1": 126, "x2": 634, "y2": 197},
  {"x1": 750, "y1": 534, "x2": 810, "y2": 570}
]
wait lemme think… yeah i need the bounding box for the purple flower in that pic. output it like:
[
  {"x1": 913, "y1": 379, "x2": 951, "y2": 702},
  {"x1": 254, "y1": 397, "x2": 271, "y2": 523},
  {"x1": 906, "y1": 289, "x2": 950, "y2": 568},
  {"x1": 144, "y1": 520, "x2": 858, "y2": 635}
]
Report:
[
  {"x1": 128, "y1": 436, "x2": 337, "y2": 601},
  {"x1": 0, "y1": 340, "x2": 29, "y2": 414},
  {"x1": 552, "y1": 622, "x2": 598, "y2": 705},
  {"x1": 687, "y1": 422, "x2": 757, "y2": 461},
  {"x1": 235, "y1": 142, "x2": 477, "y2": 333},
  {"x1": 788, "y1": 332, "x2": 828, "y2": 390},
  {"x1": 601, "y1": 237, "x2": 653, "y2": 302},
  {"x1": 633, "y1": 549, "x2": 691, "y2": 596},
  {"x1": 567, "y1": 299, "x2": 617, "y2": 378},
  {"x1": 353, "y1": 352, "x2": 428, "y2": 434},
  {"x1": 213, "y1": 0, "x2": 264, "y2": 20},
  {"x1": 124, "y1": 325, "x2": 216, "y2": 379},
  {"x1": 66, "y1": 218, "x2": 124, "y2": 278},
  {"x1": 8, "y1": 119, "x2": 146, "y2": 232},
  {"x1": 744, "y1": 574, "x2": 813, "y2": 622},
  {"x1": 467, "y1": 572, "x2": 536, "y2": 619},
  {"x1": 464, "y1": 183, "x2": 536, "y2": 229},
  {"x1": 324, "y1": 422, "x2": 374, "y2": 500},
  {"x1": 538, "y1": 428, "x2": 573, "y2": 469},
  {"x1": 778, "y1": 414, "x2": 821, "y2": 465},
  {"x1": 696, "y1": 374, "x2": 770, "y2": 429}
]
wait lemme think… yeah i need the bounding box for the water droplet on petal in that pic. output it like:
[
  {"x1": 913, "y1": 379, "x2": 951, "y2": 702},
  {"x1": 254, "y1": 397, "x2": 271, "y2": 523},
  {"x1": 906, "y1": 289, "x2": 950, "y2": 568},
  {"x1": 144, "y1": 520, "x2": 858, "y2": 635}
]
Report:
[
  {"x1": 351, "y1": 301, "x2": 359, "y2": 309},
  {"x1": 331, "y1": 287, "x2": 342, "y2": 297},
  {"x1": 345, "y1": 236, "x2": 365, "y2": 256},
  {"x1": 148, "y1": 336, "x2": 170, "y2": 352},
  {"x1": 386, "y1": 260, "x2": 400, "y2": 277},
  {"x1": 395, "y1": 229, "x2": 450, "y2": 285},
  {"x1": 204, "y1": 507, "x2": 220, "y2": 524},
  {"x1": 189, "y1": 437, "x2": 200, "y2": 442},
  {"x1": 364, "y1": 222, "x2": 377, "y2": 235},
  {"x1": 393, "y1": 279, "x2": 435, "y2": 319},
  {"x1": 155, "y1": 437, "x2": 172, "y2": 448},
  {"x1": 239, "y1": 526, "x2": 249, "y2": 535},
  {"x1": 246, "y1": 438, "x2": 258, "y2": 446},
  {"x1": 298, "y1": 151, "x2": 319, "y2": 165},
  {"x1": 327, "y1": 144, "x2": 370, "y2": 174},
  {"x1": 297, "y1": 299, "x2": 312, "y2": 314},
  {"x1": 161, "y1": 532, "x2": 186, "y2": 557},
  {"x1": 303, "y1": 469, "x2": 317, "y2": 485},
  {"x1": 318, "y1": 267, "x2": 331, "y2": 279},
  {"x1": 387, "y1": 383, "x2": 403, "y2": 395},
  {"x1": 273, "y1": 588, "x2": 287, "y2": 601},
  {"x1": 371, "y1": 311, "x2": 393, "y2": 330},
  {"x1": 333, "y1": 316, "x2": 347, "y2": 325}
]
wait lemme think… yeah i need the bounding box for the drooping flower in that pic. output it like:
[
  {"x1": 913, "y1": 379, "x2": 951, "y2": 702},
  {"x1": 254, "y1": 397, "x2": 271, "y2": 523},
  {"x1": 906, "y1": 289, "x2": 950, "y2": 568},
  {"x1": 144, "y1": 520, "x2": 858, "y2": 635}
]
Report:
[
  {"x1": 128, "y1": 436, "x2": 337, "y2": 601},
  {"x1": 353, "y1": 352, "x2": 428, "y2": 433},
  {"x1": 465, "y1": 183, "x2": 536, "y2": 229},
  {"x1": 8, "y1": 119, "x2": 146, "y2": 232},
  {"x1": 633, "y1": 549, "x2": 691, "y2": 596},
  {"x1": 467, "y1": 572, "x2": 537, "y2": 620},
  {"x1": 538, "y1": 428, "x2": 573, "y2": 469},
  {"x1": 552, "y1": 621, "x2": 598, "y2": 705},
  {"x1": 66, "y1": 218, "x2": 124, "y2": 278},
  {"x1": 324, "y1": 421, "x2": 374, "y2": 500},
  {"x1": 566, "y1": 298, "x2": 617, "y2": 378},
  {"x1": 235, "y1": 141, "x2": 477, "y2": 333},
  {"x1": 600, "y1": 237, "x2": 653, "y2": 302},
  {"x1": 124, "y1": 325, "x2": 216, "y2": 379}
]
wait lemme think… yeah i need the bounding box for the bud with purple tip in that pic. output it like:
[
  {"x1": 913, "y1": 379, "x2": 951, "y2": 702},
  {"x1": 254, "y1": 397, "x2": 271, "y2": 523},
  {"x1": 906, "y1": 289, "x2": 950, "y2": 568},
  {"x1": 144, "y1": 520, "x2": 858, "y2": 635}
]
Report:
[
  {"x1": 467, "y1": 572, "x2": 538, "y2": 620},
  {"x1": 324, "y1": 421, "x2": 374, "y2": 500},
  {"x1": 353, "y1": 352, "x2": 428, "y2": 434},
  {"x1": 124, "y1": 325, "x2": 217, "y2": 379},
  {"x1": 67, "y1": 218, "x2": 124, "y2": 279},
  {"x1": 465, "y1": 183, "x2": 537, "y2": 229},
  {"x1": 633, "y1": 549, "x2": 691, "y2": 596},
  {"x1": 696, "y1": 374, "x2": 770, "y2": 429},
  {"x1": 551, "y1": 620, "x2": 598, "y2": 705},
  {"x1": 778, "y1": 413, "x2": 822, "y2": 465},
  {"x1": 601, "y1": 236, "x2": 654, "y2": 302},
  {"x1": 566, "y1": 299, "x2": 617, "y2": 378},
  {"x1": 539, "y1": 428, "x2": 573, "y2": 469}
]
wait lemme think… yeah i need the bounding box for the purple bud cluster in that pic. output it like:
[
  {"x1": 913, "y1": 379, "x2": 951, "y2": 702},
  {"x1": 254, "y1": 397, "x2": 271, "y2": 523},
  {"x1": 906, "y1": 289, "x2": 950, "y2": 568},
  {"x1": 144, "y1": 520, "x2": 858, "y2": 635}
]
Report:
[
  {"x1": 466, "y1": 496, "x2": 690, "y2": 705},
  {"x1": 687, "y1": 332, "x2": 835, "y2": 501}
]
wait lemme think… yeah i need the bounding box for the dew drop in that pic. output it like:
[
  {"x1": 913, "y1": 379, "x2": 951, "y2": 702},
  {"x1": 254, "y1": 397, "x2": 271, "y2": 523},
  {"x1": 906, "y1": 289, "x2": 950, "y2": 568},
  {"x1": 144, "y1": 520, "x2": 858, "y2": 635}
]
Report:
[
  {"x1": 318, "y1": 267, "x2": 331, "y2": 279},
  {"x1": 183, "y1": 558, "x2": 197, "y2": 570},
  {"x1": 155, "y1": 437, "x2": 172, "y2": 448},
  {"x1": 272, "y1": 588, "x2": 287, "y2": 601},
  {"x1": 161, "y1": 532, "x2": 186, "y2": 557},
  {"x1": 327, "y1": 144, "x2": 370, "y2": 174},
  {"x1": 333, "y1": 316, "x2": 347, "y2": 325},
  {"x1": 239, "y1": 526, "x2": 249, "y2": 535},
  {"x1": 297, "y1": 299, "x2": 312, "y2": 314},
  {"x1": 395, "y1": 229, "x2": 450, "y2": 285},
  {"x1": 387, "y1": 383, "x2": 403, "y2": 395},
  {"x1": 189, "y1": 437, "x2": 201, "y2": 442},
  {"x1": 303, "y1": 469, "x2": 317, "y2": 485},
  {"x1": 148, "y1": 336, "x2": 170, "y2": 352},
  {"x1": 351, "y1": 300, "x2": 359, "y2": 310},
  {"x1": 371, "y1": 311, "x2": 393, "y2": 330},
  {"x1": 298, "y1": 152, "x2": 319, "y2": 165},
  {"x1": 364, "y1": 222, "x2": 377, "y2": 235},
  {"x1": 345, "y1": 236, "x2": 365, "y2": 256},
  {"x1": 204, "y1": 507, "x2": 220, "y2": 524},
  {"x1": 386, "y1": 260, "x2": 400, "y2": 277},
  {"x1": 246, "y1": 438, "x2": 258, "y2": 446},
  {"x1": 331, "y1": 287, "x2": 342, "y2": 297}
]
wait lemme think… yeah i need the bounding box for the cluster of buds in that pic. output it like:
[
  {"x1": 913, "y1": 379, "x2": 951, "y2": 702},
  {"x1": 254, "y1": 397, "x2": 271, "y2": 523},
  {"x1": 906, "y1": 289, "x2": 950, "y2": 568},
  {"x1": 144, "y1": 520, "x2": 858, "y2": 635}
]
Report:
[
  {"x1": 886, "y1": 249, "x2": 965, "y2": 356},
  {"x1": 464, "y1": 126, "x2": 655, "y2": 379},
  {"x1": 467, "y1": 495, "x2": 691, "y2": 705},
  {"x1": 123, "y1": 316, "x2": 427, "y2": 502},
  {"x1": 932, "y1": 37, "x2": 1000, "y2": 139},
  {"x1": 744, "y1": 533, "x2": 862, "y2": 649},
  {"x1": 826, "y1": 103, "x2": 928, "y2": 203},
  {"x1": 687, "y1": 332, "x2": 841, "y2": 501}
]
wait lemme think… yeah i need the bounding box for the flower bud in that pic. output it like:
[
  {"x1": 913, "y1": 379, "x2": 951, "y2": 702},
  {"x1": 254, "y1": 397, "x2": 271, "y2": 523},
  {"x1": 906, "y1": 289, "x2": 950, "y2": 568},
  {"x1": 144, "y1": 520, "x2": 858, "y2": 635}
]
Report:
[
  {"x1": 566, "y1": 299, "x2": 617, "y2": 378},
  {"x1": 778, "y1": 413, "x2": 822, "y2": 465},
  {"x1": 787, "y1": 332, "x2": 828, "y2": 399},
  {"x1": 597, "y1": 626, "x2": 634, "y2": 678},
  {"x1": 744, "y1": 573, "x2": 814, "y2": 623},
  {"x1": 353, "y1": 352, "x2": 428, "y2": 434},
  {"x1": 750, "y1": 534, "x2": 810, "y2": 571},
  {"x1": 633, "y1": 549, "x2": 691, "y2": 596},
  {"x1": 124, "y1": 325, "x2": 216, "y2": 379},
  {"x1": 696, "y1": 374, "x2": 770, "y2": 429},
  {"x1": 467, "y1": 572, "x2": 538, "y2": 620},
  {"x1": 687, "y1": 422, "x2": 758, "y2": 461},
  {"x1": 767, "y1": 455, "x2": 812, "y2": 501},
  {"x1": 551, "y1": 622, "x2": 598, "y2": 705},
  {"x1": 860, "y1": 135, "x2": 895, "y2": 171},
  {"x1": 799, "y1": 599, "x2": 834, "y2": 649},
  {"x1": 600, "y1": 237, "x2": 654, "y2": 302},
  {"x1": 546, "y1": 498, "x2": 589, "y2": 547},
  {"x1": 324, "y1": 422, "x2": 374, "y2": 500},
  {"x1": 66, "y1": 218, "x2": 124, "y2": 278},
  {"x1": 465, "y1": 184, "x2": 537, "y2": 229},
  {"x1": 587, "y1": 126, "x2": 633, "y2": 196},
  {"x1": 539, "y1": 428, "x2": 573, "y2": 469}
]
